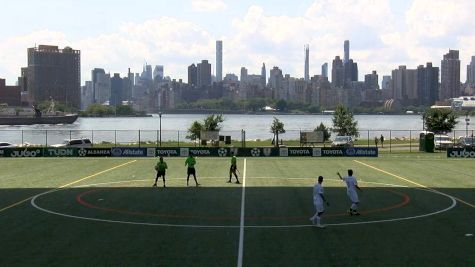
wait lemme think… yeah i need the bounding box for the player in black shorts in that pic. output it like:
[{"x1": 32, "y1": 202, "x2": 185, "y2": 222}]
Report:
[{"x1": 228, "y1": 152, "x2": 240, "y2": 184}]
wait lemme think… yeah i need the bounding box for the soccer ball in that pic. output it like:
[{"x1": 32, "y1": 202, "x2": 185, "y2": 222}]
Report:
[
  {"x1": 78, "y1": 148, "x2": 87, "y2": 157},
  {"x1": 251, "y1": 148, "x2": 261, "y2": 157},
  {"x1": 218, "y1": 148, "x2": 227, "y2": 157}
]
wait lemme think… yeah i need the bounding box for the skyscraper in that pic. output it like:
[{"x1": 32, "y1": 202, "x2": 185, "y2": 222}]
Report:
[
  {"x1": 188, "y1": 64, "x2": 197, "y2": 86},
  {"x1": 417, "y1": 63, "x2": 439, "y2": 106},
  {"x1": 304, "y1": 45, "x2": 309, "y2": 82},
  {"x1": 467, "y1": 56, "x2": 475, "y2": 86},
  {"x1": 240, "y1": 67, "x2": 248, "y2": 83},
  {"x1": 92, "y1": 68, "x2": 105, "y2": 103},
  {"x1": 344, "y1": 59, "x2": 358, "y2": 83},
  {"x1": 364, "y1": 71, "x2": 379, "y2": 89},
  {"x1": 344, "y1": 40, "x2": 350, "y2": 64},
  {"x1": 321, "y1": 63, "x2": 328, "y2": 78},
  {"x1": 261, "y1": 63, "x2": 266, "y2": 87},
  {"x1": 153, "y1": 65, "x2": 164, "y2": 81},
  {"x1": 331, "y1": 56, "x2": 345, "y2": 88},
  {"x1": 440, "y1": 50, "x2": 460, "y2": 100},
  {"x1": 197, "y1": 60, "x2": 211, "y2": 87},
  {"x1": 216, "y1": 40, "x2": 223, "y2": 82},
  {"x1": 26, "y1": 45, "x2": 81, "y2": 108},
  {"x1": 110, "y1": 73, "x2": 123, "y2": 106}
]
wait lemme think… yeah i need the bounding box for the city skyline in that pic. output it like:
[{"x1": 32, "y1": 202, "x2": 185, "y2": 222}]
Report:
[{"x1": 1, "y1": 0, "x2": 475, "y2": 84}]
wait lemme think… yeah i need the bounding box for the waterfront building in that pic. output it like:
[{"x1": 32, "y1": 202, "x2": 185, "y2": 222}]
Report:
[
  {"x1": 188, "y1": 64, "x2": 197, "y2": 86},
  {"x1": 26, "y1": 45, "x2": 81, "y2": 108},
  {"x1": 440, "y1": 49, "x2": 460, "y2": 101},
  {"x1": 197, "y1": 60, "x2": 211, "y2": 87}
]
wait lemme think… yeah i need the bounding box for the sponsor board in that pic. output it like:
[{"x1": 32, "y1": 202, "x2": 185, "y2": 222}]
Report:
[
  {"x1": 156, "y1": 148, "x2": 180, "y2": 157},
  {"x1": 9, "y1": 148, "x2": 43, "y2": 158},
  {"x1": 447, "y1": 148, "x2": 475, "y2": 158},
  {"x1": 288, "y1": 148, "x2": 312, "y2": 156},
  {"x1": 1, "y1": 147, "x2": 378, "y2": 157},
  {"x1": 78, "y1": 148, "x2": 112, "y2": 157},
  {"x1": 111, "y1": 148, "x2": 149, "y2": 157},
  {"x1": 320, "y1": 147, "x2": 378, "y2": 157}
]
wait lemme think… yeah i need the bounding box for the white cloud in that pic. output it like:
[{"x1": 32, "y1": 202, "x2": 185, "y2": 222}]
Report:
[
  {"x1": 2, "y1": 0, "x2": 475, "y2": 85},
  {"x1": 191, "y1": 0, "x2": 227, "y2": 12}
]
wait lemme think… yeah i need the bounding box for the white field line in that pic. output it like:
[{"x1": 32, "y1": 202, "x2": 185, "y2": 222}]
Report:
[{"x1": 237, "y1": 158, "x2": 247, "y2": 267}]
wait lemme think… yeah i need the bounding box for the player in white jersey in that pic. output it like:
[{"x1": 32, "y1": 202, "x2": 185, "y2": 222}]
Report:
[
  {"x1": 337, "y1": 169, "x2": 362, "y2": 216},
  {"x1": 309, "y1": 176, "x2": 330, "y2": 228}
]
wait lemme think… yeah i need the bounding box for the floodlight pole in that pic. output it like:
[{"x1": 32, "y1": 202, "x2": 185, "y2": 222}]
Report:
[{"x1": 159, "y1": 112, "x2": 162, "y2": 147}]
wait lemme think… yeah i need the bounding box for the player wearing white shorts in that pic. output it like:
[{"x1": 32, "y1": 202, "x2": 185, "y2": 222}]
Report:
[
  {"x1": 310, "y1": 176, "x2": 330, "y2": 228},
  {"x1": 337, "y1": 169, "x2": 362, "y2": 216}
]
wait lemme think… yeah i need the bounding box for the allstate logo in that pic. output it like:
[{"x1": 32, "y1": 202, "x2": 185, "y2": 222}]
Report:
[
  {"x1": 346, "y1": 148, "x2": 356, "y2": 156},
  {"x1": 111, "y1": 148, "x2": 123, "y2": 157},
  {"x1": 218, "y1": 148, "x2": 227, "y2": 157},
  {"x1": 251, "y1": 148, "x2": 261, "y2": 157},
  {"x1": 78, "y1": 148, "x2": 87, "y2": 157}
]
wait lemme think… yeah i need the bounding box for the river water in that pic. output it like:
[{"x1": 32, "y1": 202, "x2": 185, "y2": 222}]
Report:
[{"x1": 0, "y1": 114, "x2": 473, "y2": 145}]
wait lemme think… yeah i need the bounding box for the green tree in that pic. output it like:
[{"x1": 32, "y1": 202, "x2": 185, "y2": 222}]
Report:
[
  {"x1": 315, "y1": 122, "x2": 331, "y2": 145},
  {"x1": 423, "y1": 108, "x2": 458, "y2": 134},
  {"x1": 275, "y1": 99, "x2": 288, "y2": 112},
  {"x1": 203, "y1": 114, "x2": 224, "y2": 131},
  {"x1": 186, "y1": 114, "x2": 225, "y2": 141},
  {"x1": 332, "y1": 105, "x2": 359, "y2": 137},
  {"x1": 187, "y1": 121, "x2": 204, "y2": 141},
  {"x1": 115, "y1": 105, "x2": 134, "y2": 116},
  {"x1": 270, "y1": 117, "x2": 285, "y2": 147}
]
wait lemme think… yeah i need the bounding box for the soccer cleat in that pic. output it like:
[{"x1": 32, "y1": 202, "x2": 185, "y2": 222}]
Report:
[
  {"x1": 152, "y1": 184, "x2": 157, "y2": 187},
  {"x1": 235, "y1": 181, "x2": 241, "y2": 184},
  {"x1": 353, "y1": 211, "x2": 360, "y2": 216},
  {"x1": 347, "y1": 209, "x2": 352, "y2": 216},
  {"x1": 316, "y1": 224, "x2": 326, "y2": 228},
  {"x1": 227, "y1": 180, "x2": 231, "y2": 183},
  {"x1": 196, "y1": 183, "x2": 201, "y2": 187},
  {"x1": 163, "y1": 185, "x2": 166, "y2": 188}
]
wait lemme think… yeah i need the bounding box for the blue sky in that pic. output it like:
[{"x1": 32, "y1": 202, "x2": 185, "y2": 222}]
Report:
[{"x1": 1, "y1": 0, "x2": 474, "y2": 84}]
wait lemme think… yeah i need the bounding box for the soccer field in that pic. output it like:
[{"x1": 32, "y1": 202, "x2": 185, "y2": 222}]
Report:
[{"x1": 0, "y1": 155, "x2": 474, "y2": 266}]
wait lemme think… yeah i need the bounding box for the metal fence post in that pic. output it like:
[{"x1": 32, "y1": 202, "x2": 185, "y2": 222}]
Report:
[
  {"x1": 114, "y1": 130, "x2": 117, "y2": 147},
  {"x1": 178, "y1": 131, "x2": 180, "y2": 147},
  {"x1": 91, "y1": 130, "x2": 94, "y2": 145},
  {"x1": 69, "y1": 130, "x2": 72, "y2": 141},
  {"x1": 22, "y1": 130, "x2": 24, "y2": 144},
  {"x1": 389, "y1": 130, "x2": 392, "y2": 153},
  {"x1": 156, "y1": 130, "x2": 159, "y2": 148},
  {"x1": 45, "y1": 130, "x2": 48, "y2": 147},
  {"x1": 409, "y1": 130, "x2": 412, "y2": 152},
  {"x1": 367, "y1": 130, "x2": 370, "y2": 147}
]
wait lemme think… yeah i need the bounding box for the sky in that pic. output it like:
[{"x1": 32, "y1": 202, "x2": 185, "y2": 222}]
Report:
[{"x1": 1, "y1": 0, "x2": 475, "y2": 85}]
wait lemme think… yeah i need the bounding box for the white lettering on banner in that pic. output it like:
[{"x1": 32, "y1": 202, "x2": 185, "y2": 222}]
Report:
[
  {"x1": 47, "y1": 149, "x2": 74, "y2": 156},
  {"x1": 323, "y1": 150, "x2": 344, "y2": 155},
  {"x1": 12, "y1": 149, "x2": 41, "y2": 157},
  {"x1": 449, "y1": 149, "x2": 475, "y2": 158},
  {"x1": 190, "y1": 149, "x2": 211, "y2": 155},
  {"x1": 0, "y1": 150, "x2": 4, "y2": 155},
  {"x1": 122, "y1": 149, "x2": 144, "y2": 156},
  {"x1": 88, "y1": 150, "x2": 111, "y2": 155},
  {"x1": 289, "y1": 149, "x2": 310, "y2": 155},
  {"x1": 157, "y1": 150, "x2": 179, "y2": 156}
]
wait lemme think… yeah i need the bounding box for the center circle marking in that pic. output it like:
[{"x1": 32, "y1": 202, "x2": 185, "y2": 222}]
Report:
[{"x1": 30, "y1": 178, "x2": 457, "y2": 228}]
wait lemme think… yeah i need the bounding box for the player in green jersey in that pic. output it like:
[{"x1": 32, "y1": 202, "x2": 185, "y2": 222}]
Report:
[
  {"x1": 153, "y1": 156, "x2": 168, "y2": 187},
  {"x1": 185, "y1": 154, "x2": 200, "y2": 186},
  {"x1": 228, "y1": 151, "x2": 240, "y2": 184}
]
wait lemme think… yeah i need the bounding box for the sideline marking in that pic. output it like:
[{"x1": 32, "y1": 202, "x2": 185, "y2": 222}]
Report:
[
  {"x1": 354, "y1": 160, "x2": 475, "y2": 209},
  {"x1": 237, "y1": 158, "x2": 247, "y2": 267},
  {"x1": 0, "y1": 160, "x2": 136, "y2": 214},
  {"x1": 30, "y1": 178, "x2": 456, "y2": 228}
]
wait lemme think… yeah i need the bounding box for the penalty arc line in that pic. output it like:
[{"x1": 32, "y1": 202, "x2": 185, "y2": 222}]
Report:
[
  {"x1": 237, "y1": 158, "x2": 247, "y2": 267},
  {"x1": 354, "y1": 160, "x2": 475, "y2": 209},
  {"x1": 0, "y1": 160, "x2": 137, "y2": 214}
]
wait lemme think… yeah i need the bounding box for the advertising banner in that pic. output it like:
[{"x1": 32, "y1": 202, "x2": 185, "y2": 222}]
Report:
[
  {"x1": 111, "y1": 147, "x2": 156, "y2": 157},
  {"x1": 78, "y1": 148, "x2": 112, "y2": 157},
  {"x1": 447, "y1": 148, "x2": 475, "y2": 158}
]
